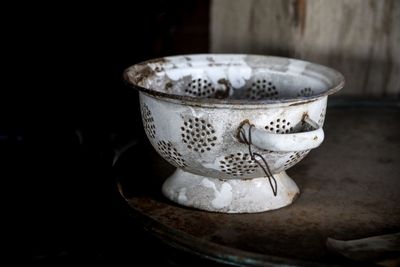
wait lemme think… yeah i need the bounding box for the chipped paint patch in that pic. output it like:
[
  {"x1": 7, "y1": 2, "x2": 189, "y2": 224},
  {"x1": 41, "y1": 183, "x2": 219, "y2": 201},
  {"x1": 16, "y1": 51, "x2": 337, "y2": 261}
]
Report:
[
  {"x1": 201, "y1": 178, "x2": 233, "y2": 209},
  {"x1": 178, "y1": 187, "x2": 187, "y2": 203}
]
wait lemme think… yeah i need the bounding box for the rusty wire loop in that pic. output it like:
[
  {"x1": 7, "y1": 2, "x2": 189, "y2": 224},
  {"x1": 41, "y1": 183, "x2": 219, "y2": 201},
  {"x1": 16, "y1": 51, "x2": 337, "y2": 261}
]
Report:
[{"x1": 239, "y1": 123, "x2": 278, "y2": 196}]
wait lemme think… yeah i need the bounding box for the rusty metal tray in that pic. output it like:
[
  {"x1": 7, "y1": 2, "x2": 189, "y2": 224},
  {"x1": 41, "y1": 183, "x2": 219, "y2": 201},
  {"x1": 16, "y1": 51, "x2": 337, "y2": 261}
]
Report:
[{"x1": 116, "y1": 104, "x2": 400, "y2": 266}]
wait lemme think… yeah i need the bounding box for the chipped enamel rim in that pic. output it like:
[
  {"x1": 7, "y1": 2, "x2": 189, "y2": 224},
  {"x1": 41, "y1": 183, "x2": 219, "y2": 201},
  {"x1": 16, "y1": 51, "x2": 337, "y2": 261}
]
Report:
[{"x1": 124, "y1": 54, "x2": 345, "y2": 108}]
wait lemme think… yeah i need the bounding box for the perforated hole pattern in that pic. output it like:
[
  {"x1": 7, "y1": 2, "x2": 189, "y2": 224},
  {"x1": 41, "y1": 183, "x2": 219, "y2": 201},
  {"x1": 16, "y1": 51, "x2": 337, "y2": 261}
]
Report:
[
  {"x1": 220, "y1": 153, "x2": 258, "y2": 176},
  {"x1": 298, "y1": 87, "x2": 314, "y2": 97},
  {"x1": 246, "y1": 79, "x2": 278, "y2": 100},
  {"x1": 141, "y1": 103, "x2": 156, "y2": 139},
  {"x1": 181, "y1": 117, "x2": 217, "y2": 153},
  {"x1": 284, "y1": 150, "x2": 309, "y2": 168},
  {"x1": 157, "y1": 141, "x2": 186, "y2": 168},
  {"x1": 265, "y1": 118, "x2": 294, "y2": 134},
  {"x1": 185, "y1": 79, "x2": 215, "y2": 98}
]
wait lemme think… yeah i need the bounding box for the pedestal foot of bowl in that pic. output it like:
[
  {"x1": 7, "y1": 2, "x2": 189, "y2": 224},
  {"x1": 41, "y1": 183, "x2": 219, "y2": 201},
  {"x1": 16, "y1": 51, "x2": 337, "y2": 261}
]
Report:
[{"x1": 162, "y1": 169, "x2": 300, "y2": 213}]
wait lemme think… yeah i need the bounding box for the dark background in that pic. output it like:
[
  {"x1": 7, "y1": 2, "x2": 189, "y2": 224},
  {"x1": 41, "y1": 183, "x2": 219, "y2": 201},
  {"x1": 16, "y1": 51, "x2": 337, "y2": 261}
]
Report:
[
  {"x1": 8, "y1": 1, "x2": 398, "y2": 265},
  {"x1": 5, "y1": 1, "x2": 209, "y2": 264}
]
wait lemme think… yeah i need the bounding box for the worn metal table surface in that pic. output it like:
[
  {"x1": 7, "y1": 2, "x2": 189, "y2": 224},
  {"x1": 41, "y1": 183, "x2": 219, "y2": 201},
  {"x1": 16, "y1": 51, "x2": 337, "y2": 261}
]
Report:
[{"x1": 116, "y1": 106, "x2": 400, "y2": 266}]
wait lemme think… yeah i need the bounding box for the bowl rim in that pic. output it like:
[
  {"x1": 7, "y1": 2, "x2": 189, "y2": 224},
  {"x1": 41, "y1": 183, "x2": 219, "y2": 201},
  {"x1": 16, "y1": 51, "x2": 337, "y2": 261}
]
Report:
[{"x1": 124, "y1": 54, "x2": 345, "y2": 108}]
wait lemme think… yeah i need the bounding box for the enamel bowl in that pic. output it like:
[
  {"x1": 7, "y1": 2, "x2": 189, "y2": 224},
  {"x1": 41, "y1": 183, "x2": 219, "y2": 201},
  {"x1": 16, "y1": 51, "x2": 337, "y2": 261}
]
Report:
[{"x1": 124, "y1": 54, "x2": 344, "y2": 213}]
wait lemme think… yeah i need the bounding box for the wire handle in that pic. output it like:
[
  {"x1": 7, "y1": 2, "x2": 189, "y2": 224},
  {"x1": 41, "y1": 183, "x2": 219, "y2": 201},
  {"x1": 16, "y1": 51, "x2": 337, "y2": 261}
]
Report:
[{"x1": 239, "y1": 122, "x2": 278, "y2": 197}]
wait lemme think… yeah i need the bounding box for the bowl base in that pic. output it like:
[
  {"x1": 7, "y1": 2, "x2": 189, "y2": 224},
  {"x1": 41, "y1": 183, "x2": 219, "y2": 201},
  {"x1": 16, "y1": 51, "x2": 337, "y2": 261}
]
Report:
[{"x1": 162, "y1": 169, "x2": 300, "y2": 213}]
